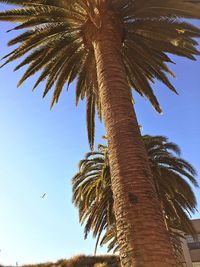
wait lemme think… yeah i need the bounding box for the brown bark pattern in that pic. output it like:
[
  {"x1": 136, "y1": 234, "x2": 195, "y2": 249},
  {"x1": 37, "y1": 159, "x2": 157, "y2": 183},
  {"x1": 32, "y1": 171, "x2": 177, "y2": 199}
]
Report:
[{"x1": 92, "y1": 8, "x2": 178, "y2": 267}]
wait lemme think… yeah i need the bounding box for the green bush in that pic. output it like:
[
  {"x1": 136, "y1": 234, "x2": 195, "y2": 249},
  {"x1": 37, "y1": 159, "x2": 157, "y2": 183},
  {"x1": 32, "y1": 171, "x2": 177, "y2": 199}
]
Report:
[{"x1": 19, "y1": 255, "x2": 120, "y2": 267}]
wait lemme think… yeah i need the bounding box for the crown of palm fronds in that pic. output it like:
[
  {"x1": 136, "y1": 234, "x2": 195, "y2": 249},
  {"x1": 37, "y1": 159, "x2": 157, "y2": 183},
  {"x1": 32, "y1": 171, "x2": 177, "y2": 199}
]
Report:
[
  {"x1": 72, "y1": 135, "x2": 199, "y2": 254},
  {"x1": 0, "y1": 0, "x2": 200, "y2": 148}
]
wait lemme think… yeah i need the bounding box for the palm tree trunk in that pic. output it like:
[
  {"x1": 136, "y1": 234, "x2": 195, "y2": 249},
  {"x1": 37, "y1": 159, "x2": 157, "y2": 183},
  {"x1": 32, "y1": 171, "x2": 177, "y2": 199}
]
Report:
[{"x1": 92, "y1": 9, "x2": 177, "y2": 267}]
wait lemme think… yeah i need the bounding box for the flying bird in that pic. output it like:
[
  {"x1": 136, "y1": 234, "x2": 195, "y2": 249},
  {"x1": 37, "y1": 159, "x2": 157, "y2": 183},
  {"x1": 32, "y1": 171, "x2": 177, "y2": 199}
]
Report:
[{"x1": 41, "y1": 193, "x2": 47, "y2": 199}]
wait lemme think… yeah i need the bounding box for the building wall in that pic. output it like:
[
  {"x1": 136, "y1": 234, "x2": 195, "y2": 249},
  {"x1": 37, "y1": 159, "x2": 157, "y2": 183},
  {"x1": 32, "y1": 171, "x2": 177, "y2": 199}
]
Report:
[
  {"x1": 190, "y1": 249, "x2": 200, "y2": 262},
  {"x1": 182, "y1": 219, "x2": 200, "y2": 267},
  {"x1": 181, "y1": 236, "x2": 193, "y2": 267}
]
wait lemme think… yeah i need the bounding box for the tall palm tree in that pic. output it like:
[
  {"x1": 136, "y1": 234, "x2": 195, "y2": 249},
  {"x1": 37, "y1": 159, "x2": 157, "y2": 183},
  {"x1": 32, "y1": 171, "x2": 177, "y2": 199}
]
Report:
[
  {"x1": 0, "y1": 1, "x2": 200, "y2": 266},
  {"x1": 72, "y1": 135, "x2": 198, "y2": 259}
]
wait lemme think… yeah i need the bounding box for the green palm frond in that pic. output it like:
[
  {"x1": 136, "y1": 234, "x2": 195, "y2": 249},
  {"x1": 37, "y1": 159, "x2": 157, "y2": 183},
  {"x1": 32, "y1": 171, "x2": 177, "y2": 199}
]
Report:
[
  {"x1": 72, "y1": 134, "x2": 198, "y2": 255},
  {"x1": 0, "y1": 0, "x2": 200, "y2": 146}
]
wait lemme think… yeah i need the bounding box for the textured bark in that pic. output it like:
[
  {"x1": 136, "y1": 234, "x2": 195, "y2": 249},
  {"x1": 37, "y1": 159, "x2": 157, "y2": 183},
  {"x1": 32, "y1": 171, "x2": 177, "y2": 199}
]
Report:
[{"x1": 91, "y1": 6, "x2": 178, "y2": 267}]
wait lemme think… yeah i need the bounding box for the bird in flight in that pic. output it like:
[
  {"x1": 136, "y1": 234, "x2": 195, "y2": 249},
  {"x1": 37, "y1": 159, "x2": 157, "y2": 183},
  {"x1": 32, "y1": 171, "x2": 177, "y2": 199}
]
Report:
[{"x1": 41, "y1": 193, "x2": 47, "y2": 199}]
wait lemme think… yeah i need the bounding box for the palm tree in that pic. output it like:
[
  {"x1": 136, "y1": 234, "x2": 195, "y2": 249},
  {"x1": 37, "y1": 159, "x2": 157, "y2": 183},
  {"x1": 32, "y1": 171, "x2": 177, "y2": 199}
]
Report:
[
  {"x1": 0, "y1": 1, "x2": 200, "y2": 265},
  {"x1": 72, "y1": 135, "x2": 198, "y2": 258}
]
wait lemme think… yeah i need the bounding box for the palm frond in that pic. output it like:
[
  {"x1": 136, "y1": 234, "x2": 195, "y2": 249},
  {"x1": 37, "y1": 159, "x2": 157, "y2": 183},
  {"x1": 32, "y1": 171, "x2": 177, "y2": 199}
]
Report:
[
  {"x1": 0, "y1": 0, "x2": 200, "y2": 148},
  {"x1": 72, "y1": 134, "x2": 198, "y2": 255}
]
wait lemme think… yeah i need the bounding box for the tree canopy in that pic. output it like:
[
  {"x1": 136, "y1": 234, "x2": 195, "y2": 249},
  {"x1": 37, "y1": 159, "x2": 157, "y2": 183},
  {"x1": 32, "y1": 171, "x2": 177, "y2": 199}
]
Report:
[
  {"x1": 72, "y1": 135, "x2": 199, "y2": 254},
  {"x1": 0, "y1": 0, "x2": 200, "y2": 148}
]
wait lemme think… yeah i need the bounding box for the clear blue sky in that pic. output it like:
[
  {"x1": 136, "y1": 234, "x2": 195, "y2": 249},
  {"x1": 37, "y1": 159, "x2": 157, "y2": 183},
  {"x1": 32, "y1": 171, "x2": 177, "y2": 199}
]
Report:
[{"x1": 0, "y1": 4, "x2": 199, "y2": 266}]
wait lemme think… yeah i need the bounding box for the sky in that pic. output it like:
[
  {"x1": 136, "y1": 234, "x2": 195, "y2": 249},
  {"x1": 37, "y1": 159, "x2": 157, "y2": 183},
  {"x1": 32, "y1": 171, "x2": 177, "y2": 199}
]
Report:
[{"x1": 0, "y1": 4, "x2": 200, "y2": 266}]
